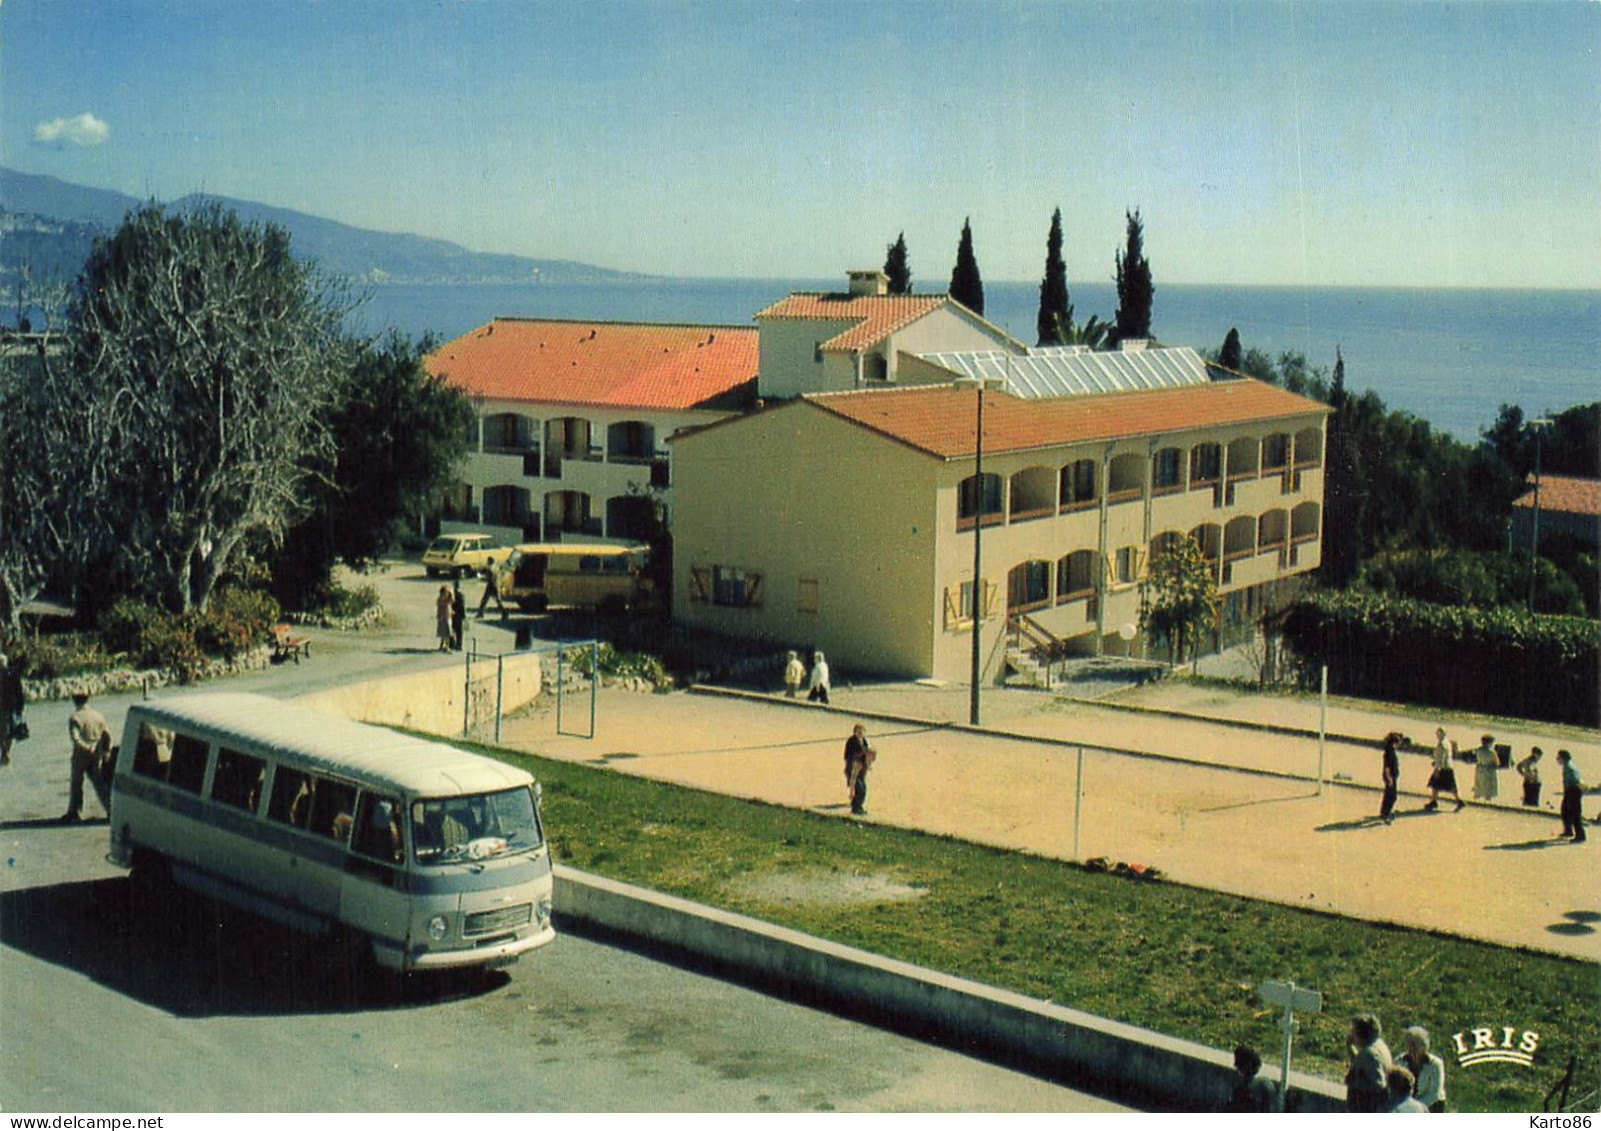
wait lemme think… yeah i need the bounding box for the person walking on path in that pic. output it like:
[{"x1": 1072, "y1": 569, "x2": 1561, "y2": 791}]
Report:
[
  {"x1": 783, "y1": 651, "x2": 805, "y2": 698},
  {"x1": 0, "y1": 651, "x2": 24, "y2": 767},
  {"x1": 843, "y1": 723, "x2": 875, "y2": 815},
  {"x1": 1378, "y1": 732, "x2": 1401, "y2": 823},
  {"x1": 807, "y1": 651, "x2": 830, "y2": 704},
  {"x1": 1397, "y1": 1026, "x2": 1447, "y2": 1113},
  {"x1": 450, "y1": 581, "x2": 466, "y2": 652},
  {"x1": 476, "y1": 558, "x2": 509, "y2": 621},
  {"x1": 1344, "y1": 1013, "x2": 1393, "y2": 1113},
  {"x1": 435, "y1": 585, "x2": 454, "y2": 652},
  {"x1": 1516, "y1": 748, "x2": 1544, "y2": 808},
  {"x1": 1423, "y1": 727, "x2": 1464, "y2": 811},
  {"x1": 64, "y1": 692, "x2": 110, "y2": 822},
  {"x1": 1472, "y1": 734, "x2": 1499, "y2": 801},
  {"x1": 1556, "y1": 750, "x2": 1586, "y2": 843}
]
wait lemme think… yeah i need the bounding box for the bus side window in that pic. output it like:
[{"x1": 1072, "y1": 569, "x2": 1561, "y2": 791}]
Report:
[
  {"x1": 310, "y1": 779, "x2": 357, "y2": 842},
  {"x1": 212, "y1": 747, "x2": 266, "y2": 812},
  {"x1": 353, "y1": 794, "x2": 404, "y2": 864},
  {"x1": 579, "y1": 555, "x2": 600, "y2": 573},
  {"x1": 168, "y1": 733, "x2": 210, "y2": 795},
  {"x1": 267, "y1": 767, "x2": 314, "y2": 828},
  {"x1": 133, "y1": 723, "x2": 174, "y2": 781}
]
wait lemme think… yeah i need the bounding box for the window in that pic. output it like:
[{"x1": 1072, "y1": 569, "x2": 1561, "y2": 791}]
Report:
[
  {"x1": 863, "y1": 354, "x2": 888, "y2": 381},
  {"x1": 1057, "y1": 550, "x2": 1096, "y2": 599},
  {"x1": 310, "y1": 778, "x2": 358, "y2": 842},
  {"x1": 1152, "y1": 448, "x2": 1183, "y2": 491},
  {"x1": 168, "y1": 733, "x2": 210, "y2": 795},
  {"x1": 133, "y1": 722, "x2": 174, "y2": 781},
  {"x1": 1190, "y1": 444, "x2": 1221, "y2": 484},
  {"x1": 711, "y1": 565, "x2": 762, "y2": 607},
  {"x1": 797, "y1": 577, "x2": 819, "y2": 614},
  {"x1": 1262, "y1": 433, "x2": 1290, "y2": 471},
  {"x1": 1115, "y1": 546, "x2": 1141, "y2": 585},
  {"x1": 268, "y1": 767, "x2": 315, "y2": 828},
  {"x1": 211, "y1": 747, "x2": 265, "y2": 812},
  {"x1": 944, "y1": 579, "x2": 996, "y2": 628},
  {"x1": 814, "y1": 341, "x2": 825, "y2": 364},
  {"x1": 353, "y1": 794, "x2": 404, "y2": 865}
]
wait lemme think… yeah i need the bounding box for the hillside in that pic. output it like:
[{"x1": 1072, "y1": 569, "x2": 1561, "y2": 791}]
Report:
[{"x1": 0, "y1": 167, "x2": 653, "y2": 289}]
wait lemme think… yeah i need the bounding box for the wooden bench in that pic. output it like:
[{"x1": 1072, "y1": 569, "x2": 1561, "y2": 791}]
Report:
[{"x1": 272, "y1": 623, "x2": 310, "y2": 663}]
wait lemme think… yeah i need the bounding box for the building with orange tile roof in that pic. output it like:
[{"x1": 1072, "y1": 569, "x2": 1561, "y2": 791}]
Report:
[
  {"x1": 424, "y1": 318, "x2": 758, "y2": 544},
  {"x1": 754, "y1": 269, "x2": 1021, "y2": 398},
  {"x1": 1510, "y1": 473, "x2": 1601, "y2": 552},
  {"x1": 671, "y1": 378, "x2": 1329, "y2": 683}
]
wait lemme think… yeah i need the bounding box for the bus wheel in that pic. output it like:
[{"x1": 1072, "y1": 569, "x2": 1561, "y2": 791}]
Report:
[
  {"x1": 127, "y1": 847, "x2": 171, "y2": 901},
  {"x1": 326, "y1": 927, "x2": 383, "y2": 1002},
  {"x1": 598, "y1": 595, "x2": 628, "y2": 616}
]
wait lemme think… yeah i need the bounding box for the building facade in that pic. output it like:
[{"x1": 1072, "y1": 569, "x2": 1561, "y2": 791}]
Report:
[
  {"x1": 671, "y1": 379, "x2": 1329, "y2": 682},
  {"x1": 424, "y1": 319, "x2": 759, "y2": 545}
]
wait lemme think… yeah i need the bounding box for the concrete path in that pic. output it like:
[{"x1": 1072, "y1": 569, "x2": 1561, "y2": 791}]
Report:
[{"x1": 498, "y1": 683, "x2": 1600, "y2": 962}]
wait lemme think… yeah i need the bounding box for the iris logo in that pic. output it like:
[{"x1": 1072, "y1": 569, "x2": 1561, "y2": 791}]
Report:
[{"x1": 1451, "y1": 1026, "x2": 1540, "y2": 1069}]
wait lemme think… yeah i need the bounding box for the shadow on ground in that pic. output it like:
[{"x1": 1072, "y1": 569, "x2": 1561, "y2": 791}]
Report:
[{"x1": 0, "y1": 877, "x2": 504, "y2": 1018}]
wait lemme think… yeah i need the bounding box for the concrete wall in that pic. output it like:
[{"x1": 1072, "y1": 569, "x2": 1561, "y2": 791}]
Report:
[
  {"x1": 554, "y1": 866, "x2": 1346, "y2": 1113},
  {"x1": 295, "y1": 652, "x2": 542, "y2": 736}
]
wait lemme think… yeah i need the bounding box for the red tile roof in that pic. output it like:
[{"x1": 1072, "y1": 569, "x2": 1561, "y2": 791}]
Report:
[
  {"x1": 1512, "y1": 474, "x2": 1601, "y2": 517},
  {"x1": 754, "y1": 292, "x2": 950, "y2": 353},
  {"x1": 805, "y1": 379, "x2": 1329, "y2": 459},
  {"x1": 424, "y1": 319, "x2": 759, "y2": 411}
]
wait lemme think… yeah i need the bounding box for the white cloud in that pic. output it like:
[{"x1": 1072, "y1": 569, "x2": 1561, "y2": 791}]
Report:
[{"x1": 33, "y1": 112, "x2": 110, "y2": 148}]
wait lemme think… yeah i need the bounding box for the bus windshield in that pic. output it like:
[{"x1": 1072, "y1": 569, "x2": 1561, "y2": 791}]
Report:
[{"x1": 411, "y1": 787, "x2": 542, "y2": 865}]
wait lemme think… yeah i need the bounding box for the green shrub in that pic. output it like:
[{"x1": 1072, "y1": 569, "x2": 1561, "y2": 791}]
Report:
[
  {"x1": 303, "y1": 580, "x2": 378, "y2": 620},
  {"x1": 192, "y1": 586, "x2": 279, "y2": 660},
  {"x1": 7, "y1": 633, "x2": 115, "y2": 680}
]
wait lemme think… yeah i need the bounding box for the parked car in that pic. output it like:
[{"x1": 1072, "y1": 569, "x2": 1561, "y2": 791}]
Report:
[{"x1": 422, "y1": 533, "x2": 503, "y2": 578}]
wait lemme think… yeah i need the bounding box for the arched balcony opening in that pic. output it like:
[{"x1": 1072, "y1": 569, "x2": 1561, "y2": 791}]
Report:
[
  {"x1": 1190, "y1": 522, "x2": 1223, "y2": 572},
  {"x1": 1294, "y1": 427, "x2": 1324, "y2": 468},
  {"x1": 545, "y1": 490, "x2": 600, "y2": 538},
  {"x1": 1227, "y1": 436, "x2": 1260, "y2": 481},
  {"x1": 1262, "y1": 432, "x2": 1291, "y2": 474},
  {"x1": 1057, "y1": 549, "x2": 1097, "y2": 602},
  {"x1": 957, "y1": 472, "x2": 1004, "y2": 531},
  {"x1": 1152, "y1": 447, "x2": 1184, "y2": 495},
  {"x1": 1292, "y1": 501, "x2": 1321, "y2": 544},
  {"x1": 606, "y1": 494, "x2": 658, "y2": 543},
  {"x1": 544, "y1": 417, "x2": 597, "y2": 476},
  {"x1": 1007, "y1": 559, "x2": 1052, "y2": 614},
  {"x1": 1107, "y1": 453, "x2": 1145, "y2": 504},
  {"x1": 1149, "y1": 530, "x2": 1185, "y2": 564},
  {"x1": 484, "y1": 412, "x2": 537, "y2": 455},
  {"x1": 607, "y1": 420, "x2": 657, "y2": 465},
  {"x1": 1223, "y1": 515, "x2": 1257, "y2": 561},
  {"x1": 484, "y1": 485, "x2": 537, "y2": 542},
  {"x1": 1188, "y1": 443, "x2": 1222, "y2": 490},
  {"x1": 1059, "y1": 459, "x2": 1097, "y2": 511},
  {"x1": 1258, "y1": 509, "x2": 1290, "y2": 556},
  {"x1": 1009, "y1": 466, "x2": 1056, "y2": 523}
]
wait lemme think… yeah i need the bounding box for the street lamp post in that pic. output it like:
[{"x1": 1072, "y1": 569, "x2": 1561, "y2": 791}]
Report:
[{"x1": 1527, "y1": 417, "x2": 1553, "y2": 614}]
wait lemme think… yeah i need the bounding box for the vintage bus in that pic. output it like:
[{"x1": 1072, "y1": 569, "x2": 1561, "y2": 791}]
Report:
[
  {"x1": 499, "y1": 542, "x2": 652, "y2": 613},
  {"x1": 107, "y1": 693, "x2": 555, "y2": 972}
]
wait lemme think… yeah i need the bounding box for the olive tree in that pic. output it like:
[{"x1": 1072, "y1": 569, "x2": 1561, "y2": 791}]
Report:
[{"x1": 65, "y1": 202, "x2": 352, "y2": 614}]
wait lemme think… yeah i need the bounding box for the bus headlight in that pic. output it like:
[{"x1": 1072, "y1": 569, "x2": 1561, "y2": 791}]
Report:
[
  {"x1": 535, "y1": 897, "x2": 552, "y2": 928},
  {"x1": 427, "y1": 914, "x2": 450, "y2": 941}
]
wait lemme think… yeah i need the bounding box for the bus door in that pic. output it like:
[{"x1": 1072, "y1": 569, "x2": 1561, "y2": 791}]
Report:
[{"x1": 340, "y1": 791, "x2": 411, "y2": 960}]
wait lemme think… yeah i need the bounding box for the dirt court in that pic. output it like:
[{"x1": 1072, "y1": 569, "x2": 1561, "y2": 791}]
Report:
[{"x1": 498, "y1": 684, "x2": 1600, "y2": 961}]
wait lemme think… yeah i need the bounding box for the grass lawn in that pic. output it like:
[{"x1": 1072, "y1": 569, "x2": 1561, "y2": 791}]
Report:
[{"x1": 479, "y1": 742, "x2": 1598, "y2": 1113}]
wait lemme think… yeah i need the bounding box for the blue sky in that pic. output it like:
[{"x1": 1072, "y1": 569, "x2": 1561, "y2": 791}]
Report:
[{"x1": 3, "y1": 1, "x2": 1597, "y2": 287}]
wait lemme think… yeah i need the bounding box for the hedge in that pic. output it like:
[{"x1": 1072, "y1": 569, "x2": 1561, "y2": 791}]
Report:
[{"x1": 1280, "y1": 590, "x2": 1600, "y2": 727}]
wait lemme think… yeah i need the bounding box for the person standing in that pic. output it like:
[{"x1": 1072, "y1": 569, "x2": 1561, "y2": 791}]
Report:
[
  {"x1": 1378, "y1": 732, "x2": 1401, "y2": 823},
  {"x1": 450, "y1": 581, "x2": 466, "y2": 652},
  {"x1": 807, "y1": 651, "x2": 830, "y2": 704},
  {"x1": 1224, "y1": 1045, "x2": 1280, "y2": 1112},
  {"x1": 1344, "y1": 1013, "x2": 1393, "y2": 1113},
  {"x1": 1423, "y1": 727, "x2": 1464, "y2": 811},
  {"x1": 0, "y1": 651, "x2": 24, "y2": 767},
  {"x1": 783, "y1": 651, "x2": 805, "y2": 698},
  {"x1": 1397, "y1": 1026, "x2": 1447, "y2": 1113},
  {"x1": 435, "y1": 585, "x2": 454, "y2": 652},
  {"x1": 1515, "y1": 748, "x2": 1544, "y2": 808},
  {"x1": 843, "y1": 724, "x2": 875, "y2": 815},
  {"x1": 64, "y1": 692, "x2": 110, "y2": 822},
  {"x1": 1382, "y1": 1067, "x2": 1427, "y2": 1113},
  {"x1": 1472, "y1": 734, "x2": 1499, "y2": 801},
  {"x1": 1556, "y1": 750, "x2": 1585, "y2": 843}
]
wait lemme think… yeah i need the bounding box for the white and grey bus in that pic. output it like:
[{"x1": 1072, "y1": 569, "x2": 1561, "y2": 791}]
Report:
[{"x1": 107, "y1": 693, "x2": 555, "y2": 972}]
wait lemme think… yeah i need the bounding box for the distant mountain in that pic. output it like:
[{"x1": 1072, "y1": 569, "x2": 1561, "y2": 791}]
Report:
[{"x1": 0, "y1": 167, "x2": 654, "y2": 287}]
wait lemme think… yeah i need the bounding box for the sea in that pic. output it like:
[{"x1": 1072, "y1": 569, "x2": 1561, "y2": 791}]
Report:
[{"x1": 351, "y1": 278, "x2": 1598, "y2": 444}]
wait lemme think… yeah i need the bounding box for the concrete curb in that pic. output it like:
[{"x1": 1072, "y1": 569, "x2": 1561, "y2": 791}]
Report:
[
  {"x1": 552, "y1": 864, "x2": 1347, "y2": 1113},
  {"x1": 687, "y1": 684, "x2": 1551, "y2": 818}
]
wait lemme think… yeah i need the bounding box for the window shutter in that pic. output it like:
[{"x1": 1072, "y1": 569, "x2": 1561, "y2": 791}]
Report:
[
  {"x1": 944, "y1": 587, "x2": 960, "y2": 628},
  {"x1": 689, "y1": 566, "x2": 710, "y2": 603},
  {"x1": 743, "y1": 572, "x2": 763, "y2": 607}
]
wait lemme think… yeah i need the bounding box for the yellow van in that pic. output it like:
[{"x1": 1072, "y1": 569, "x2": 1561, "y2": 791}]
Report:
[{"x1": 500, "y1": 543, "x2": 652, "y2": 613}]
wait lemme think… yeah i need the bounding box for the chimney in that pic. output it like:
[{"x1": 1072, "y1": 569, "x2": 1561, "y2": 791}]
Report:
[{"x1": 847, "y1": 269, "x2": 889, "y2": 297}]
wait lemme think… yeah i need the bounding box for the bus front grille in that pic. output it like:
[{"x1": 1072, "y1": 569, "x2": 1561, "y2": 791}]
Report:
[{"x1": 465, "y1": 903, "x2": 533, "y2": 937}]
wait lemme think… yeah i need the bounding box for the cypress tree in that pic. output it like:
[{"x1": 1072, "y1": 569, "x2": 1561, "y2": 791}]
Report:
[
  {"x1": 948, "y1": 218, "x2": 984, "y2": 316},
  {"x1": 883, "y1": 232, "x2": 911, "y2": 294},
  {"x1": 1036, "y1": 208, "x2": 1070, "y2": 346},
  {"x1": 1113, "y1": 208, "x2": 1154, "y2": 343},
  {"x1": 1321, "y1": 347, "x2": 1365, "y2": 586},
  {"x1": 1219, "y1": 327, "x2": 1242, "y2": 371}
]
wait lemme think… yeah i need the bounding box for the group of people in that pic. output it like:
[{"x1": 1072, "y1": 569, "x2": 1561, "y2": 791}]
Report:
[
  {"x1": 1344, "y1": 1013, "x2": 1448, "y2": 1113},
  {"x1": 782, "y1": 650, "x2": 830, "y2": 704},
  {"x1": 1385, "y1": 727, "x2": 1589, "y2": 842},
  {"x1": 435, "y1": 581, "x2": 466, "y2": 652}
]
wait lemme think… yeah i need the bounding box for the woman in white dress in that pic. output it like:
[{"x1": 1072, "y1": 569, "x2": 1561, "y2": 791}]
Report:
[{"x1": 1473, "y1": 733, "x2": 1499, "y2": 801}]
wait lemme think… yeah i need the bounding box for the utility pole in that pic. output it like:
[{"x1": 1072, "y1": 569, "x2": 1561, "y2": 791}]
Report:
[{"x1": 1527, "y1": 417, "x2": 1552, "y2": 613}]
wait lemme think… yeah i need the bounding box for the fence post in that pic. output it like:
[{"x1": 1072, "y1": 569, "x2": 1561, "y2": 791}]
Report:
[
  {"x1": 495, "y1": 653, "x2": 504, "y2": 744},
  {"x1": 1073, "y1": 745, "x2": 1084, "y2": 861}
]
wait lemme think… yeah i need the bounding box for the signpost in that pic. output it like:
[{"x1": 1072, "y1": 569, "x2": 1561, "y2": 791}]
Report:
[{"x1": 1259, "y1": 979, "x2": 1322, "y2": 1110}]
